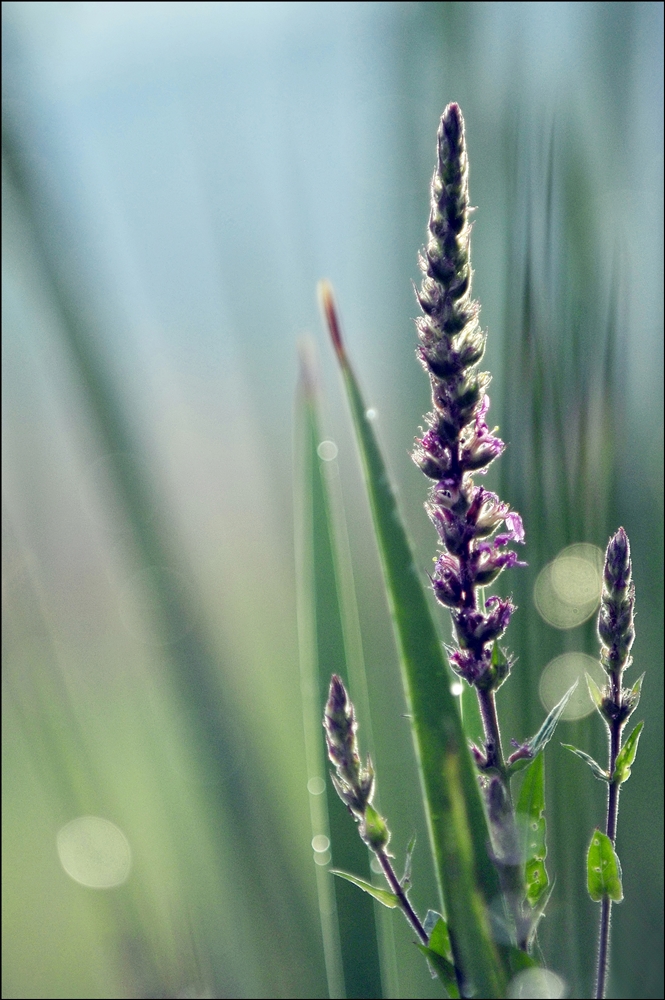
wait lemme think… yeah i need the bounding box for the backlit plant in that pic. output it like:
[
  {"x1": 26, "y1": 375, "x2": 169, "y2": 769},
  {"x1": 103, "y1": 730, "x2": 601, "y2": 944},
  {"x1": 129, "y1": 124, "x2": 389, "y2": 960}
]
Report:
[{"x1": 314, "y1": 104, "x2": 643, "y2": 999}]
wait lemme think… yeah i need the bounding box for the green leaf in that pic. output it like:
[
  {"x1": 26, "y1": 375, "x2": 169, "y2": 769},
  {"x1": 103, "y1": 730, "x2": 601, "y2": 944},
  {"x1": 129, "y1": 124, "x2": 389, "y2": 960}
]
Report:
[
  {"x1": 561, "y1": 744, "x2": 609, "y2": 782},
  {"x1": 516, "y1": 753, "x2": 549, "y2": 907},
  {"x1": 507, "y1": 681, "x2": 578, "y2": 776},
  {"x1": 417, "y1": 915, "x2": 458, "y2": 997},
  {"x1": 426, "y1": 913, "x2": 453, "y2": 962},
  {"x1": 499, "y1": 943, "x2": 540, "y2": 974},
  {"x1": 330, "y1": 870, "x2": 400, "y2": 908},
  {"x1": 415, "y1": 943, "x2": 460, "y2": 998},
  {"x1": 320, "y1": 283, "x2": 507, "y2": 997},
  {"x1": 613, "y1": 721, "x2": 644, "y2": 784},
  {"x1": 524, "y1": 881, "x2": 556, "y2": 952},
  {"x1": 587, "y1": 830, "x2": 623, "y2": 902}
]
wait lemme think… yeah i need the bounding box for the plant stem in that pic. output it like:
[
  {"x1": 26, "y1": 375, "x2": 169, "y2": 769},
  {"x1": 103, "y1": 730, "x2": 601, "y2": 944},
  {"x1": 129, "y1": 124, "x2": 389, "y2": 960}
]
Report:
[
  {"x1": 375, "y1": 848, "x2": 429, "y2": 946},
  {"x1": 477, "y1": 688, "x2": 530, "y2": 950},
  {"x1": 476, "y1": 688, "x2": 506, "y2": 774},
  {"x1": 595, "y1": 713, "x2": 623, "y2": 1000}
]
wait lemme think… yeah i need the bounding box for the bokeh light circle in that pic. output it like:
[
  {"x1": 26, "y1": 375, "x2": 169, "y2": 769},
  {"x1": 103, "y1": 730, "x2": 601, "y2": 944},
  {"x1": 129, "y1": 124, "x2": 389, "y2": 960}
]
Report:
[
  {"x1": 317, "y1": 440, "x2": 338, "y2": 461},
  {"x1": 507, "y1": 968, "x2": 566, "y2": 998},
  {"x1": 539, "y1": 652, "x2": 606, "y2": 721},
  {"x1": 57, "y1": 816, "x2": 131, "y2": 889},
  {"x1": 534, "y1": 543, "x2": 603, "y2": 629}
]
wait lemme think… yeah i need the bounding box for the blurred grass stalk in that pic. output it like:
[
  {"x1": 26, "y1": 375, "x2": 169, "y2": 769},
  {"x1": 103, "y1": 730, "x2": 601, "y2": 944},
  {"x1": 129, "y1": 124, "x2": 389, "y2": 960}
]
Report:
[{"x1": 3, "y1": 114, "x2": 324, "y2": 998}]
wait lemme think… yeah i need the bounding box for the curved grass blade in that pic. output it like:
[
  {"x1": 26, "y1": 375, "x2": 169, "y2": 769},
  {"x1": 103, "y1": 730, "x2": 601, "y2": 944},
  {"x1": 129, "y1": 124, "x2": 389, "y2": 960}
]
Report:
[{"x1": 320, "y1": 282, "x2": 507, "y2": 998}]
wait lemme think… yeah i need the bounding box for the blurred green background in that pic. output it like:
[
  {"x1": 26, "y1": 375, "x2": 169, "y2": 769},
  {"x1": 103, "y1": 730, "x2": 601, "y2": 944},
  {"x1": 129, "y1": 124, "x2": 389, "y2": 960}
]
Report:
[{"x1": 2, "y1": 3, "x2": 662, "y2": 998}]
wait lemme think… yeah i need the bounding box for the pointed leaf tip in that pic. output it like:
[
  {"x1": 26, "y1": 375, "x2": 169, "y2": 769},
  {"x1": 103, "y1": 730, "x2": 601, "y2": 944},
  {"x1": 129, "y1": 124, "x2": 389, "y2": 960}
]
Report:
[
  {"x1": 613, "y1": 721, "x2": 644, "y2": 784},
  {"x1": 318, "y1": 280, "x2": 346, "y2": 363},
  {"x1": 329, "y1": 869, "x2": 399, "y2": 908}
]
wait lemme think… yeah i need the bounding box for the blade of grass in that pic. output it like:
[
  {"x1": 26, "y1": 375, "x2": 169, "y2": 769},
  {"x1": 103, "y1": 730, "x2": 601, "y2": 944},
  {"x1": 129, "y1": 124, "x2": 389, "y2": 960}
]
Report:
[{"x1": 320, "y1": 283, "x2": 507, "y2": 998}]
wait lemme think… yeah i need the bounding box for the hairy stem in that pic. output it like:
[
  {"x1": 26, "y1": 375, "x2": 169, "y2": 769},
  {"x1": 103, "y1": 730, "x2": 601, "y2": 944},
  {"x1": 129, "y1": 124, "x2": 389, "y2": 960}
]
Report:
[{"x1": 375, "y1": 849, "x2": 429, "y2": 946}]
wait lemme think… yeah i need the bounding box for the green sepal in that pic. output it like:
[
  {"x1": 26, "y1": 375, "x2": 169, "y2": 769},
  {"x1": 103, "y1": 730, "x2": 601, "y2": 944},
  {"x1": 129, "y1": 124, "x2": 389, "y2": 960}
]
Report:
[
  {"x1": 417, "y1": 913, "x2": 459, "y2": 997},
  {"x1": 516, "y1": 753, "x2": 549, "y2": 907},
  {"x1": 613, "y1": 721, "x2": 644, "y2": 784},
  {"x1": 330, "y1": 869, "x2": 399, "y2": 908},
  {"x1": 587, "y1": 830, "x2": 623, "y2": 902},
  {"x1": 507, "y1": 681, "x2": 578, "y2": 775},
  {"x1": 561, "y1": 744, "x2": 609, "y2": 782},
  {"x1": 360, "y1": 803, "x2": 390, "y2": 850},
  {"x1": 586, "y1": 672, "x2": 605, "y2": 712}
]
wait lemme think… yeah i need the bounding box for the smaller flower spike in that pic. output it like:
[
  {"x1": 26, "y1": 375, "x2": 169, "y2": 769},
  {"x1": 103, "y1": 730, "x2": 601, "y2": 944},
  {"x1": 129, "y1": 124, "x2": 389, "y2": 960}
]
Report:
[
  {"x1": 598, "y1": 527, "x2": 635, "y2": 679},
  {"x1": 323, "y1": 675, "x2": 389, "y2": 851}
]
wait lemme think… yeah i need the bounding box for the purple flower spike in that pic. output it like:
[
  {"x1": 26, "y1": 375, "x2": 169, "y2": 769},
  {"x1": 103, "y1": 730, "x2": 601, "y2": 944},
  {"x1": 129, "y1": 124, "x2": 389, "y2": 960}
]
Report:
[{"x1": 412, "y1": 103, "x2": 524, "y2": 694}]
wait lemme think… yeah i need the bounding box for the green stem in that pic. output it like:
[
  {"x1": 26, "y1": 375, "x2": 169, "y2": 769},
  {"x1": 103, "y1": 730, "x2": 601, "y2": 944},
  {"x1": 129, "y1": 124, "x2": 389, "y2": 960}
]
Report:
[{"x1": 595, "y1": 709, "x2": 623, "y2": 1000}]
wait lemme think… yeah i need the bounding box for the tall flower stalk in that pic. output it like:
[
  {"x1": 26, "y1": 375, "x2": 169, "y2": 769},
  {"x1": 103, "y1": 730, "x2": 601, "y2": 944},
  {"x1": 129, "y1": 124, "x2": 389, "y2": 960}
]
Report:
[{"x1": 413, "y1": 103, "x2": 531, "y2": 943}]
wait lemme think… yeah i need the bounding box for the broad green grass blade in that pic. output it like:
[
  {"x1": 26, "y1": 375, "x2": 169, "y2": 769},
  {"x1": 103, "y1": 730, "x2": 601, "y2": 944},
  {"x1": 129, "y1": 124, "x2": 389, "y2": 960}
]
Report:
[
  {"x1": 295, "y1": 347, "x2": 386, "y2": 998},
  {"x1": 320, "y1": 283, "x2": 507, "y2": 998}
]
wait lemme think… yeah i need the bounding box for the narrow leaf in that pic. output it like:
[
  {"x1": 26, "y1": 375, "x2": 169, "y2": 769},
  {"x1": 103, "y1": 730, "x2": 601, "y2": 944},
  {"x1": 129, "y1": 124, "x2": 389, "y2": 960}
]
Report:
[
  {"x1": 330, "y1": 870, "x2": 400, "y2": 908},
  {"x1": 516, "y1": 753, "x2": 549, "y2": 907},
  {"x1": 613, "y1": 721, "x2": 644, "y2": 784},
  {"x1": 627, "y1": 673, "x2": 645, "y2": 714},
  {"x1": 507, "y1": 681, "x2": 579, "y2": 776},
  {"x1": 320, "y1": 282, "x2": 506, "y2": 997},
  {"x1": 529, "y1": 681, "x2": 578, "y2": 756},
  {"x1": 587, "y1": 830, "x2": 623, "y2": 902},
  {"x1": 401, "y1": 832, "x2": 417, "y2": 889},
  {"x1": 525, "y1": 881, "x2": 556, "y2": 952},
  {"x1": 561, "y1": 744, "x2": 609, "y2": 782},
  {"x1": 586, "y1": 671, "x2": 605, "y2": 711}
]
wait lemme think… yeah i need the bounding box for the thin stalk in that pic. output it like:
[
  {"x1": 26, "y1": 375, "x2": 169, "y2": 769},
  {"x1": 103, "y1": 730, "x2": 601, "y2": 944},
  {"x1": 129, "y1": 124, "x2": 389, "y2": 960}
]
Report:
[
  {"x1": 595, "y1": 717, "x2": 623, "y2": 1000},
  {"x1": 374, "y1": 849, "x2": 429, "y2": 947}
]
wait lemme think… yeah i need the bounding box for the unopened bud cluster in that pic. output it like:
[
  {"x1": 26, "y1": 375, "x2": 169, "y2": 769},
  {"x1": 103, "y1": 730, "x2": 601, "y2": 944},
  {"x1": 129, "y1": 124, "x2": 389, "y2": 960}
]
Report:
[
  {"x1": 323, "y1": 675, "x2": 390, "y2": 851},
  {"x1": 597, "y1": 527, "x2": 638, "y2": 726},
  {"x1": 413, "y1": 103, "x2": 525, "y2": 690}
]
